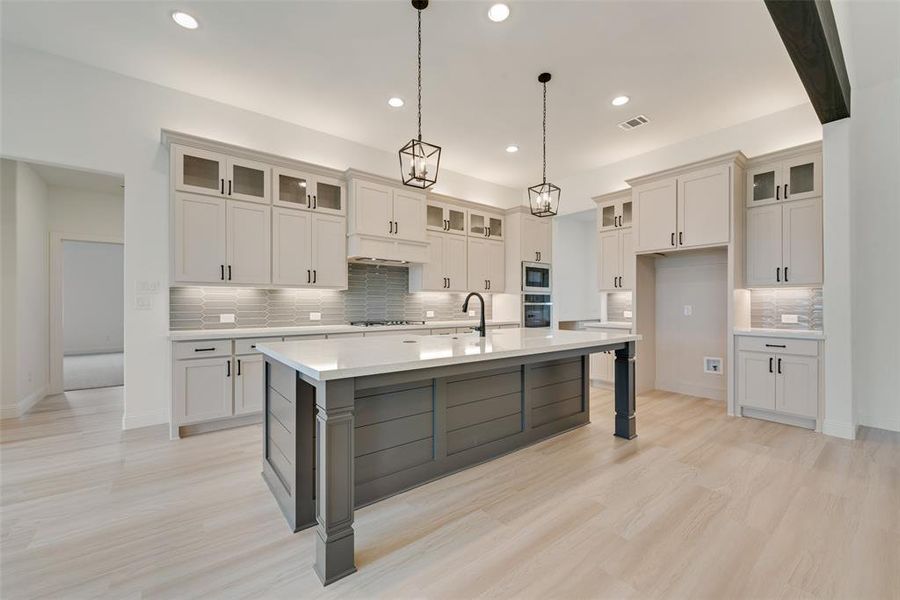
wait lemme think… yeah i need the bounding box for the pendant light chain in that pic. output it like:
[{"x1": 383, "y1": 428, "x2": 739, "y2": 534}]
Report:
[
  {"x1": 542, "y1": 80, "x2": 547, "y2": 184},
  {"x1": 417, "y1": 8, "x2": 422, "y2": 141}
]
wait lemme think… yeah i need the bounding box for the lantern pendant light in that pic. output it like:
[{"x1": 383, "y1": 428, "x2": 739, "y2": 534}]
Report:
[
  {"x1": 528, "y1": 72, "x2": 561, "y2": 217},
  {"x1": 399, "y1": 0, "x2": 441, "y2": 189}
]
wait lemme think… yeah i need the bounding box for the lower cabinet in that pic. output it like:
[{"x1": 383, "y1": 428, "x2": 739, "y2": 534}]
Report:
[
  {"x1": 736, "y1": 335, "x2": 820, "y2": 423},
  {"x1": 234, "y1": 353, "x2": 264, "y2": 415},
  {"x1": 173, "y1": 355, "x2": 234, "y2": 425},
  {"x1": 587, "y1": 326, "x2": 632, "y2": 385}
]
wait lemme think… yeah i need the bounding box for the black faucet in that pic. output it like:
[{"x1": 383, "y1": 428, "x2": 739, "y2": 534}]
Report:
[{"x1": 463, "y1": 292, "x2": 486, "y2": 337}]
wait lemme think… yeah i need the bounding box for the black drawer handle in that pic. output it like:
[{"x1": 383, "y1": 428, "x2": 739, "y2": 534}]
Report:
[
  {"x1": 765, "y1": 344, "x2": 787, "y2": 348},
  {"x1": 237, "y1": 359, "x2": 242, "y2": 376},
  {"x1": 769, "y1": 357, "x2": 773, "y2": 373},
  {"x1": 194, "y1": 347, "x2": 216, "y2": 352},
  {"x1": 226, "y1": 359, "x2": 231, "y2": 377},
  {"x1": 777, "y1": 357, "x2": 782, "y2": 374}
]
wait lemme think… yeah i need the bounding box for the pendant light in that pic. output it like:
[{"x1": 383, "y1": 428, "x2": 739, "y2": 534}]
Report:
[
  {"x1": 399, "y1": 0, "x2": 441, "y2": 189},
  {"x1": 528, "y1": 72, "x2": 560, "y2": 217}
]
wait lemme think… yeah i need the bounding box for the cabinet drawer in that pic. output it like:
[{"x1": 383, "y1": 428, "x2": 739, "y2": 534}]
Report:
[
  {"x1": 235, "y1": 337, "x2": 282, "y2": 355},
  {"x1": 736, "y1": 336, "x2": 818, "y2": 357},
  {"x1": 281, "y1": 334, "x2": 327, "y2": 343},
  {"x1": 173, "y1": 340, "x2": 232, "y2": 359}
]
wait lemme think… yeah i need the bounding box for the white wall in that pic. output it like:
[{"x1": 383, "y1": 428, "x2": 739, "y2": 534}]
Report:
[
  {"x1": 0, "y1": 43, "x2": 522, "y2": 429},
  {"x1": 49, "y1": 186, "x2": 124, "y2": 239},
  {"x1": 13, "y1": 161, "x2": 50, "y2": 413},
  {"x1": 0, "y1": 160, "x2": 18, "y2": 417},
  {"x1": 553, "y1": 211, "x2": 602, "y2": 322},
  {"x1": 63, "y1": 241, "x2": 124, "y2": 355}
]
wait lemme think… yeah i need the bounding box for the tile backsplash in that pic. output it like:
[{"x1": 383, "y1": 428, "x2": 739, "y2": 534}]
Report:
[
  {"x1": 606, "y1": 292, "x2": 633, "y2": 322},
  {"x1": 750, "y1": 287, "x2": 823, "y2": 330},
  {"x1": 170, "y1": 263, "x2": 493, "y2": 330}
]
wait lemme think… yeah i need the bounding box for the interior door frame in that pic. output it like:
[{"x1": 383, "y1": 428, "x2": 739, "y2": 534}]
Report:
[{"x1": 49, "y1": 231, "x2": 124, "y2": 395}]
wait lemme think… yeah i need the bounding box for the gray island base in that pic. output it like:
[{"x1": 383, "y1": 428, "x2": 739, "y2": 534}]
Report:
[{"x1": 255, "y1": 328, "x2": 639, "y2": 585}]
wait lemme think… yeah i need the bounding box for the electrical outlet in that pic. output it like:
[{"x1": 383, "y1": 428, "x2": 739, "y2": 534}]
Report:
[
  {"x1": 623, "y1": 310, "x2": 633, "y2": 319},
  {"x1": 683, "y1": 305, "x2": 693, "y2": 316},
  {"x1": 135, "y1": 295, "x2": 153, "y2": 310},
  {"x1": 704, "y1": 357, "x2": 723, "y2": 374},
  {"x1": 219, "y1": 313, "x2": 235, "y2": 324},
  {"x1": 781, "y1": 314, "x2": 799, "y2": 324},
  {"x1": 309, "y1": 312, "x2": 321, "y2": 321},
  {"x1": 468, "y1": 310, "x2": 476, "y2": 317},
  {"x1": 426, "y1": 310, "x2": 435, "y2": 318}
]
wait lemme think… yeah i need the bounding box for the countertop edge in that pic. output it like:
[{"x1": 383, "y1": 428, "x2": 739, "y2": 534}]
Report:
[
  {"x1": 733, "y1": 328, "x2": 825, "y2": 340},
  {"x1": 168, "y1": 320, "x2": 521, "y2": 341}
]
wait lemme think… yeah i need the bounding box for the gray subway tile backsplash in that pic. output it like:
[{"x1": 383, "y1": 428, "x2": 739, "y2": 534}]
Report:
[
  {"x1": 606, "y1": 292, "x2": 633, "y2": 322},
  {"x1": 750, "y1": 287, "x2": 823, "y2": 330},
  {"x1": 170, "y1": 263, "x2": 493, "y2": 330}
]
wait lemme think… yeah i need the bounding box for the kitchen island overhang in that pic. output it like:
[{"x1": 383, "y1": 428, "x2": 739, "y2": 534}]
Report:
[{"x1": 256, "y1": 328, "x2": 639, "y2": 585}]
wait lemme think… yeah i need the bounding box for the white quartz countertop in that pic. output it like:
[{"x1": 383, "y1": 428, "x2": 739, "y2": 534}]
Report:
[
  {"x1": 582, "y1": 321, "x2": 633, "y2": 330},
  {"x1": 168, "y1": 320, "x2": 519, "y2": 341},
  {"x1": 733, "y1": 328, "x2": 825, "y2": 340},
  {"x1": 256, "y1": 328, "x2": 640, "y2": 381}
]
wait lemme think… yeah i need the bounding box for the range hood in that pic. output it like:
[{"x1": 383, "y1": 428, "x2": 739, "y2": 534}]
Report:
[{"x1": 347, "y1": 233, "x2": 429, "y2": 265}]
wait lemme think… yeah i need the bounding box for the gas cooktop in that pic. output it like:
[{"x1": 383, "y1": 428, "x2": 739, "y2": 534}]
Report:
[{"x1": 349, "y1": 320, "x2": 427, "y2": 327}]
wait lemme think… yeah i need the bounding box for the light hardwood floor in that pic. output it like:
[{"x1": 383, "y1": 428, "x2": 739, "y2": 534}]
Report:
[{"x1": 1, "y1": 386, "x2": 897, "y2": 599}]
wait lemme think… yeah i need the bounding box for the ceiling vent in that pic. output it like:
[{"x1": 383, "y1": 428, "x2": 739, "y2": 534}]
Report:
[{"x1": 618, "y1": 115, "x2": 649, "y2": 131}]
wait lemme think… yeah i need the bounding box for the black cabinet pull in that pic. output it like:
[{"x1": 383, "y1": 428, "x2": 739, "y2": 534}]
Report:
[
  {"x1": 765, "y1": 344, "x2": 787, "y2": 348},
  {"x1": 227, "y1": 265, "x2": 232, "y2": 281},
  {"x1": 776, "y1": 185, "x2": 780, "y2": 201},
  {"x1": 313, "y1": 270, "x2": 317, "y2": 284},
  {"x1": 313, "y1": 195, "x2": 317, "y2": 209},
  {"x1": 784, "y1": 184, "x2": 789, "y2": 198},
  {"x1": 307, "y1": 269, "x2": 311, "y2": 284},
  {"x1": 388, "y1": 220, "x2": 392, "y2": 234},
  {"x1": 784, "y1": 267, "x2": 789, "y2": 282},
  {"x1": 194, "y1": 347, "x2": 216, "y2": 353},
  {"x1": 308, "y1": 194, "x2": 312, "y2": 207},
  {"x1": 226, "y1": 359, "x2": 231, "y2": 377},
  {"x1": 769, "y1": 357, "x2": 773, "y2": 373},
  {"x1": 776, "y1": 267, "x2": 781, "y2": 282},
  {"x1": 777, "y1": 358, "x2": 782, "y2": 374},
  {"x1": 237, "y1": 359, "x2": 242, "y2": 376},
  {"x1": 487, "y1": 279, "x2": 491, "y2": 290},
  {"x1": 671, "y1": 232, "x2": 675, "y2": 246},
  {"x1": 679, "y1": 232, "x2": 683, "y2": 245},
  {"x1": 220, "y1": 178, "x2": 224, "y2": 194},
  {"x1": 228, "y1": 180, "x2": 232, "y2": 196},
  {"x1": 220, "y1": 265, "x2": 225, "y2": 281}
]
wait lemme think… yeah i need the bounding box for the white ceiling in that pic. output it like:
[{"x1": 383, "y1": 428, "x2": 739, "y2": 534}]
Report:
[
  {"x1": 29, "y1": 162, "x2": 124, "y2": 195},
  {"x1": 1, "y1": 1, "x2": 810, "y2": 189}
]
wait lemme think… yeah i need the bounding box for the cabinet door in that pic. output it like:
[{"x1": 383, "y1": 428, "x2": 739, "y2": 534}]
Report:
[
  {"x1": 619, "y1": 229, "x2": 634, "y2": 290},
  {"x1": 174, "y1": 146, "x2": 227, "y2": 197},
  {"x1": 783, "y1": 153, "x2": 822, "y2": 202},
  {"x1": 486, "y1": 213, "x2": 504, "y2": 241},
  {"x1": 446, "y1": 205, "x2": 467, "y2": 236},
  {"x1": 312, "y1": 175, "x2": 345, "y2": 216},
  {"x1": 677, "y1": 165, "x2": 730, "y2": 248},
  {"x1": 234, "y1": 354, "x2": 264, "y2": 415},
  {"x1": 486, "y1": 240, "x2": 505, "y2": 292},
  {"x1": 634, "y1": 178, "x2": 677, "y2": 253},
  {"x1": 523, "y1": 216, "x2": 552, "y2": 262},
  {"x1": 469, "y1": 211, "x2": 489, "y2": 238},
  {"x1": 467, "y1": 238, "x2": 489, "y2": 292},
  {"x1": 597, "y1": 230, "x2": 620, "y2": 291},
  {"x1": 426, "y1": 202, "x2": 467, "y2": 236},
  {"x1": 311, "y1": 214, "x2": 347, "y2": 288},
  {"x1": 597, "y1": 201, "x2": 618, "y2": 232},
  {"x1": 353, "y1": 180, "x2": 394, "y2": 237},
  {"x1": 226, "y1": 201, "x2": 271, "y2": 284},
  {"x1": 226, "y1": 157, "x2": 270, "y2": 204},
  {"x1": 420, "y1": 232, "x2": 446, "y2": 290},
  {"x1": 174, "y1": 193, "x2": 227, "y2": 283},
  {"x1": 272, "y1": 207, "x2": 312, "y2": 285},
  {"x1": 746, "y1": 205, "x2": 783, "y2": 287},
  {"x1": 782, "y1": 198, "x2": 823, "y2": 285},
  {"x1": 173, "y1": 357, "x2": 232, "y2": 425},
  {"x1": 392, "y1": 189, "x2": 426, "y2": 242},
  {"x1": 775, "y1": 355, "x2": 818, "y2": 418},
  {"x1": 746, "y1": 162, "x2": 782, "y2": 207},
  {"x1": 273, "y1": 167, "x2": 313, "y2": 211},
  {"x1": 738, "y1": 351, "x2": 776, "y2": 411},
  {"x1": 444, "y1": 234, "x2": 468, "y2": 291}
]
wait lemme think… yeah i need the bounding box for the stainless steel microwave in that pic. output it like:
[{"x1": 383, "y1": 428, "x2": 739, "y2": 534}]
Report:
[{"x1": 522, "y1": 261, "x2": 551, "y2": 293}]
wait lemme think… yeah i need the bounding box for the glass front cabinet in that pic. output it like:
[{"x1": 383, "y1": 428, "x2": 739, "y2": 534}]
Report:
[
  {"x1": 468, "y1": 210, "x2": 504, "y2": 241},
  {"x1": 597, "y1": 197, "x2": 633, "y2": 232},
  {"x1": 174, "y1": 145, "x2": 270, "y2": 204},
  {"x1": 426, "y1": 201, "x2": 467, "y2": 236},
  {"x1": 273, "y1": 167, "x2": 345, "y2": 215},
  {"x1": 746, "y1": 152, "x2": 822, "y2": 208}
]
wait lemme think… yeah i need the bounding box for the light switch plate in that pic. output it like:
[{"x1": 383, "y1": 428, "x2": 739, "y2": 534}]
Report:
[
  {"x1": 135, "y1": 295, "x2": 152, "y2": 310},
  {"x1": 309, "y1": 312, "x2": 322, "y2": 321},
  {"x1": 623, "y1": 310, "x2": 633, "y2": 319},
  {"x1": 781, "y1": 314, "x2": 799, "y2": 324},
  {"x1": 219, "y1": 313, "x2": 235, "y2": 324},
  {"x1": 426, "y1": 310, "x2": 435, "y2": 318},
  {"x1": 684, "y1": 305, "x2": 693, "y2": 316}
]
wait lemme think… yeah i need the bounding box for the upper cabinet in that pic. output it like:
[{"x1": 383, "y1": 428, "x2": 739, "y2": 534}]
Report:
[
  {"x1": 272, "y1": 208, "x2": 347, "y2": 288},
  {"x1": 174, "y1": 145, "x2": 270, "y2": 204},
  {"x1": 409, "y1": 232, "x2": 468, "y2": 292},
  {"x1": 426, "y1": 201, "x2": 467, "y2": 236},
  {"x1": 631, "y1": 159, "x2": 736, "y2": 254},
  {"x1": 348, "y1": 179, "x2": 426, "y2": 243},
  {"x1": 468, "y1": 238, "x2": 505, "y2": 293},
  {"x1": 596, "y1": 195, "x2": 633, "y2": 232},
  {"x1": 273, "y1": 167, "x2": 345, "y2": 215},
  {"x1": 468, "y1": 210, "x2": 504, "y2": 241},
  {"x1": 746, "y1": 151, "x2": 822, "y2": 207},
  {"x1": 521, "y1": 216, "x2": 552, "y2": 263}
]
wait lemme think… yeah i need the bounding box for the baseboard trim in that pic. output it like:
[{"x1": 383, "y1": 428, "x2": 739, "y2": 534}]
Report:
[
  {"x1": 122, "y1": 410, "x2": 169, "y2": 430},
  {"x1": 655, "y1": 380, "x2": 725, "y2": 402},
  {"x1": 857, "y1": 413, "x2": 900, "y2": 433},
  {"x1": 822, "y1": 419, "x2": 857, "y2": 440},
  {"x1": 741, "y1": 406, "x2": 816, "y2": 430},
  {"x1": 18, "y1": 386, "x2": 47, "y2": 416}
]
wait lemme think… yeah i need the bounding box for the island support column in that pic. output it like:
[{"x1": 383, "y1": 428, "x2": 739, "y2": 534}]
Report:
[
  {"x1": 614, "y1": 341, "x2": 637, "y2": 439},
  {"x1": 313, "y1": 378, "x2": 357, "y2": 585}
]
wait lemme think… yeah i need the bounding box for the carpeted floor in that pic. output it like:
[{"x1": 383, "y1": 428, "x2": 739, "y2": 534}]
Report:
[{"x1": 63, "y1": 352, "x2": 124, "y2": 390}]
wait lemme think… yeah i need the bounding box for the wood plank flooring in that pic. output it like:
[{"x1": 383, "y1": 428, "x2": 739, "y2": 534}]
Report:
[{"x1": 1, "y1": 386, "x2": 897, "y2": 599}]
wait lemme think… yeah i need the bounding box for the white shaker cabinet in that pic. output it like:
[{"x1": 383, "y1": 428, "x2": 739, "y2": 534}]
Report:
[
  {"x1": 273, "y1": 167, "x2": 346, "y2": 216},
  {"x1": 272, "y1": 207, "x2": 347, "y2": 288},
  {"x1": 468, "y1": 238, "x2": 505, "y2": 293},
  {"x1": 745, "y1": 204, "x2": 782, "y2": 286},
  {"x1": 596, "y1": 195, "x2": 633, "y2": 232},
  {"x1": 633, "y1": 178, "x2": 677, "y2": 253},
  {"x1": 410, "y1": 233, "x2": 468, "y2": 292},
  {"x1": 174, "y1": 193, "x2": 227, "y2": 283},
  {"x1": 746, "y1": 151, "x2": 822, "y2": 208},
  {"x1": 425, "y1": 201, "x2": 467, "y2": 236},
  {"x1": 173, "y1": 356, "x2": 233, "y2": 425},
  {"x1": 597, "y1": 228, "x2": 633, "y2": 291},
  {"x1": 234, "y1": 353, "x2": 264, "y2": 416},
  {"x1": 392, "y1": 189, "x2": 427, "y2": 242},
  {"x1": 745, "y1": 197, "x2": 822, "y2": 287},
  {"x1": 469, "y1": 210, "x2": 505, "y2": 242},
  {"x1": 226, "y1": 201, "x2": 271, "y2": 285},
  {"x1": 521, "y1": 215, "x2": 552, "y2": 263},
  {"x1": 676, "y1": 165, "x2": 730, "y2": 248},
  {"x1": 311, "y1": 213, "x2": 349, "y2": 288},
  {"x1": 174, "y1": 145, "x2": 269, "y2": 204},
  {"x1": 349, "y1": 179, "x2": 426, "y2": 243}
]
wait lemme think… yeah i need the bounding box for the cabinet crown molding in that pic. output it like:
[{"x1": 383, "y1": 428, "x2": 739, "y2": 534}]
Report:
[
  {"x1": 745, "y1": 141, "x2": 823, "y2": 167},
  {"x1": 593, "y1": 189, "x2": 631, "y2": 204},
  {"x1": 161, "y1": 129, "x2": 344, "y2": 180},
  {"x1": 625, "y1": 150, "x2": 747, "y2": 187}
]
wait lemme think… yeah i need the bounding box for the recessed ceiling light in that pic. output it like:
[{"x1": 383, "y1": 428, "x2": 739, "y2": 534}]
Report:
[
  {"x1": 611, "y1": 95, "x2": 630, "y2": 106},
  {"x1": 506, "y1": 144, "x2": 519, "y2": 153},
  {"x1": 388, "y1": 97, "x2": 405, "y2": 108},
  {"x1": 488, "y1": 3, "x2": 510, "y2": 22},
  {"x1": 172, "y1": 11, "x2": 199, "y2": 29}
]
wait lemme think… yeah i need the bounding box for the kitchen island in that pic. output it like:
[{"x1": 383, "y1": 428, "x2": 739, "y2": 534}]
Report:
[{"x1": 255, "y1": 327, "x2": 639, "y2": 585}]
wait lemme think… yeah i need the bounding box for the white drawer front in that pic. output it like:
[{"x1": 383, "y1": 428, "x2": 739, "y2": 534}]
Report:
[
  {"x1": 174, "y1": 340, "x2": 232, "y2": 359},
  {"x1": 235, "y1": 337, "x2": 283, "y2": 355},
  {"x1": 736, "y1": 336, "x2": 818, "y2": 357},
  {"x1": 280, "y1": 334, "x2": 327, "y2": 343}
]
